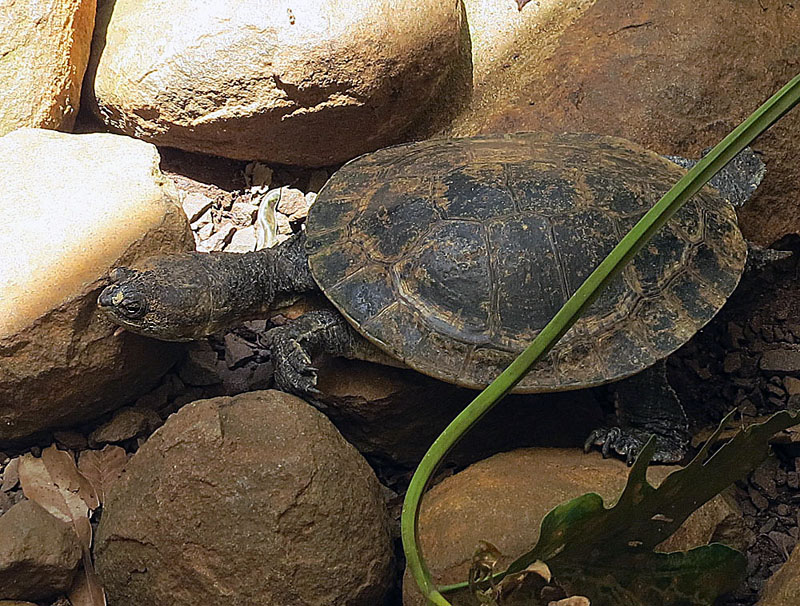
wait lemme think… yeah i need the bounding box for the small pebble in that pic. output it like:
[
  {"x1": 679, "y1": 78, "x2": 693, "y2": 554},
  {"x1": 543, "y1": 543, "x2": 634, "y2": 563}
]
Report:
[
  {"x1": 224, "y1": 333, "x2": 256, "y2": 369},
  {"x1": 178, "y1": 345, "x2": 223, "y2": 386},
  {"x1": 182, "y1": 192, "x2": 214, "y2": 223},
  {"x1": 196, "y1": 222, "x2": 214, "y2": 240},
  {"x1": 766, "y1": 383, "x2": 786, "y2": 397},
  {"x1": 724, "y1": 352, "x2": 743, "y2": 374},
  {"x1": 230, "y1": 201, "x2": 259, "y2": 225},
  {"x1": 277, "y1": 186, "x2": 310, "y2": 221},
  {"x1": 134, "y1": 382, "x2": 172, "y2": 411},
  {"x1": 243, "y1": 319, "x2": 268, "y2": 333},
  {"x1": 784, "y1": 376, "x2": 800, "y2": 396},
  {"x1": 53, "y1": 430, "x2": 88, "y2": 451},
  {"x1": 753, "y1": 462, "x2": 779, "y2": 499},
  {"x1": 226, "y1": 224, "x2": 258, "y2": 253},
  {"x1": 759, "y1": 518, "x2": 777, "y2": 535},
  {"x1": 749, "y1": 486, "x2": 770, "y2": 511},
  {"x1": 197, "y1": 224, "x2": 236, "y2": 252},
  {"x1": 1, "y1": 458, "x2": 20, "y2": 492},
  {"x1": 768, "y1": 531, "x2": 796, "y2": 557}
]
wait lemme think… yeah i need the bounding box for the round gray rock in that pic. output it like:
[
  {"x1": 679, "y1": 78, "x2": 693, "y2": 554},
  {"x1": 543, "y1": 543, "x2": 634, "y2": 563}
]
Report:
[{"x1": 95, "y1": 390, "x2": 393, "y2": 606}]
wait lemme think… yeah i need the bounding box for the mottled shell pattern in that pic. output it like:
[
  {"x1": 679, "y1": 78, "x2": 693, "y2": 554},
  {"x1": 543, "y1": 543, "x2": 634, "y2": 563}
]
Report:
[{"x1": 305, "y1": 132, "x2": 746, "y2": 392}]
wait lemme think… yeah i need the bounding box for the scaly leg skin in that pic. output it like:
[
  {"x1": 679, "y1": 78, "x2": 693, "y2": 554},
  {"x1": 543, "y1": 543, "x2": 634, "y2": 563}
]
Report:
[
  {"x1": 584, "y1": 361, "x2": 689, "y2": 465},
  {"x1": 261, "y1": 308, "x2": 373, "y2": 399}
]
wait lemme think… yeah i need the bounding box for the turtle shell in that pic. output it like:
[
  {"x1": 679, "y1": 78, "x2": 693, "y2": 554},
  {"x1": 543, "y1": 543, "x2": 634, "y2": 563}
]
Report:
[{"x1": 305, "y1": 132, "x2": 746, "y2": 393}]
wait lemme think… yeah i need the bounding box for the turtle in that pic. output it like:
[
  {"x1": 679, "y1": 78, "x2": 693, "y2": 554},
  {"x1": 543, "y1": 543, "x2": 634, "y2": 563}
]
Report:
[{"x1": 97, "y1": 132, "x2": 766, "y2": 463}]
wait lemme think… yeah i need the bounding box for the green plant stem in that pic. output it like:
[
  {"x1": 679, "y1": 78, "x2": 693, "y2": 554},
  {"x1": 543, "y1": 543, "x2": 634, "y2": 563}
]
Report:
[{"x1": 401, "y1": 71, "x2": 800, "y2": 606}]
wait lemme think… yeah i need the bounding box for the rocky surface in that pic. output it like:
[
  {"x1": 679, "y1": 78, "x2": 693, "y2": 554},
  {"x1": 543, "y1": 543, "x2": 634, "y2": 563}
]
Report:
[
  {"x1": 0, "y1": 128, "x2": 193, "y2": 444},
  {"x1": 0, "y1": 500, "x2": 82, "y2": 601},
  {"x1": 2, "y1": 1, "x2": 799, "y2": 602},
  {"x1": 87, "y1": 0, "x2": 465, "y2": 166},
  {"x1": 87, "y1": 407, "x2": 161, "y2": 447},
  {"x1": 94, "y1": 390, "x2": 393, "y2": 606},
  {"x1": 401, "y1": 448, "x2": 748, "y2": 606},
  {"x1": 0, "y1": 0, "x2": 95, "y2": 136},
  {"x1": 665, "y1": 240, "x2": 800, "y2": 604},
  {"x1": 450, "y1": 0, "x2": 800, "y2": 248},
  {"x1": 157, "y1": 150, "x2": 326, "y2": 252},
  {"x1": 759, "y1": 531, "x2": 800, "y2": 605}
]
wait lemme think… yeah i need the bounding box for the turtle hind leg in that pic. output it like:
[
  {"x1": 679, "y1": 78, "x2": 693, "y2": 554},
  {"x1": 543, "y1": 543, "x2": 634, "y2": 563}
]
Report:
[{"x1": 584, "y1": 361, "x2": 689, "y2": 465}]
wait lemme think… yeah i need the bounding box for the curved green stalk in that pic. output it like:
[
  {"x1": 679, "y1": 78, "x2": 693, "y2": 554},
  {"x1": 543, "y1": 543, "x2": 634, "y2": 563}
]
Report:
[{"x1": 401, "y1": 71, "x2": 800, "y2": 606}]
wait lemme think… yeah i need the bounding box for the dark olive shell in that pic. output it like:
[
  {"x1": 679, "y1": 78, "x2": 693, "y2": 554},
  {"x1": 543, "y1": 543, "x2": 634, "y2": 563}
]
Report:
[{"x1": 305, "y1": 132, "x2": 746, "y2": 392}]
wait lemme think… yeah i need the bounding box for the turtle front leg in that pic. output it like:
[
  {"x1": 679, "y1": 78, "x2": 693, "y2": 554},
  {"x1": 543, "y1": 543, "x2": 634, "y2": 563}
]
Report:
[
  {"x1": 262, "y1": 308, "x2": 392, "y2": 399},
  {"x1": 584, "y1": 361, "x2": 689, "y2": 465}
]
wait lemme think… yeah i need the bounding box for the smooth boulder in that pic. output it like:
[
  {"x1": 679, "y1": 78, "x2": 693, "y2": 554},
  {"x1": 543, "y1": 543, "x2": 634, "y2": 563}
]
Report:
[
  {"x1": 95, "y1": 390, "x2": 393, "y2": 606},
  {"x1": 450, "y1": 0, "x2": 800, "y2": 247},
  {"x1": 0, "y1": 128, "x2": 193, "y2": 443},
  {"x1": 0, "y1": 0, "x2": 95, "y2": 135},
  {"x1": 88, "y1": 0, "x2": 464, "y2": 166},
  {"x1": 403, "y1": 448, "x2": 746, "y2": 605}
]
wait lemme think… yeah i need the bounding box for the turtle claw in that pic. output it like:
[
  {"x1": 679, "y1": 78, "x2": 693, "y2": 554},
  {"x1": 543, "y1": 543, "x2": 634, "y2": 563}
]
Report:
[
  {"x1": 263, "y1": 327, "x2": 321, "y2": 399},
  {"x1": 584, "y1": 426, "x2": 686, "y2": 465},
  {"x1": 584, "y1": 426, "x2": 646, "y2": 466}
]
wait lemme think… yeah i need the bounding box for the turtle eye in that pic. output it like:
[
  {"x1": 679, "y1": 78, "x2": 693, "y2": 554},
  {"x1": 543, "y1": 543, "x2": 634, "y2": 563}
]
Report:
[{"x1": 120, "y1": 296, "x2": 147, "y2": 319}]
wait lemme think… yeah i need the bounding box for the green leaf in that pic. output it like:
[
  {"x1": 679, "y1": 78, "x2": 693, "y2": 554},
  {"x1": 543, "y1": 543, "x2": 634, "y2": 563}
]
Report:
[
  {"x1": 402, "y1": 72, "x2": 800, "y2": 606},
  {"x1": 481, "y1": 410, "x2": 800, "y2": 606}
]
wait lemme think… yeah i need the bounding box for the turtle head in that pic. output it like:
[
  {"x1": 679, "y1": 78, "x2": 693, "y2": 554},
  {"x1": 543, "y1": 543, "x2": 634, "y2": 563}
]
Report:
[{"x1": 98, "y1": 257, "x2": 218, "y2": 342}]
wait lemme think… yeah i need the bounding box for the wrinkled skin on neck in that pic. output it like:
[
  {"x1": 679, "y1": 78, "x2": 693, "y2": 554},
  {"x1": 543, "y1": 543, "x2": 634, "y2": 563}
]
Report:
[{"x1": 97, "y1": 234, "x2": 318, "y2": 341}]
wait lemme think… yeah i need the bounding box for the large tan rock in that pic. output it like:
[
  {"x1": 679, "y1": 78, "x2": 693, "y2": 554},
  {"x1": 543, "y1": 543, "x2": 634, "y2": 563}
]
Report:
[
  {"x1": 0, "y1": 0, "x2": 96, "y2": 135},
  {"x1": 403, "y1": 448, "x2": 746, "y2": 605},
  {"x1": 0, "y1": 129, "x2": 193, "y2": 443},
  {"x1": 0, "y1": 500, "x2": 83, "y2": 601},
  {"x1": 450, "y1": 0, "x2": 800, "y2": 246},
  {"x1": 87, "y1": 0, "x2": 465, "y2": 166},
  {"x1": 95, "y1": 390, "x2": 393, "y2": 606},
  {"x1": 759, "y1": 544, "x2": 800, "y2": 606}
]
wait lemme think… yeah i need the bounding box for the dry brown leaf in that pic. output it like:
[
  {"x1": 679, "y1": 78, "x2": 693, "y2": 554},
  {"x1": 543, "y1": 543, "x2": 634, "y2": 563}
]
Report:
[
  {"x1": 78, "y1": 446, "x2": 128, "y2": 505},
  {"x1": 18, "y1": 447, "x2": 92, "y2": 551},
  {"x1": 68, "y1": 554, "x2": 107, "y2": 606},
  {"x1": 19, "y1": 446, "x2": 107, "y2": 605},
  {"x1": 42, "y1": 445, "x2": 99, "y2": 510},
  {"x1": 1, "y1": 457, "x2": 19, "y2": 492},
  {"x1": 549, "y1": 597, "x2": 591, "y2": 606}
]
